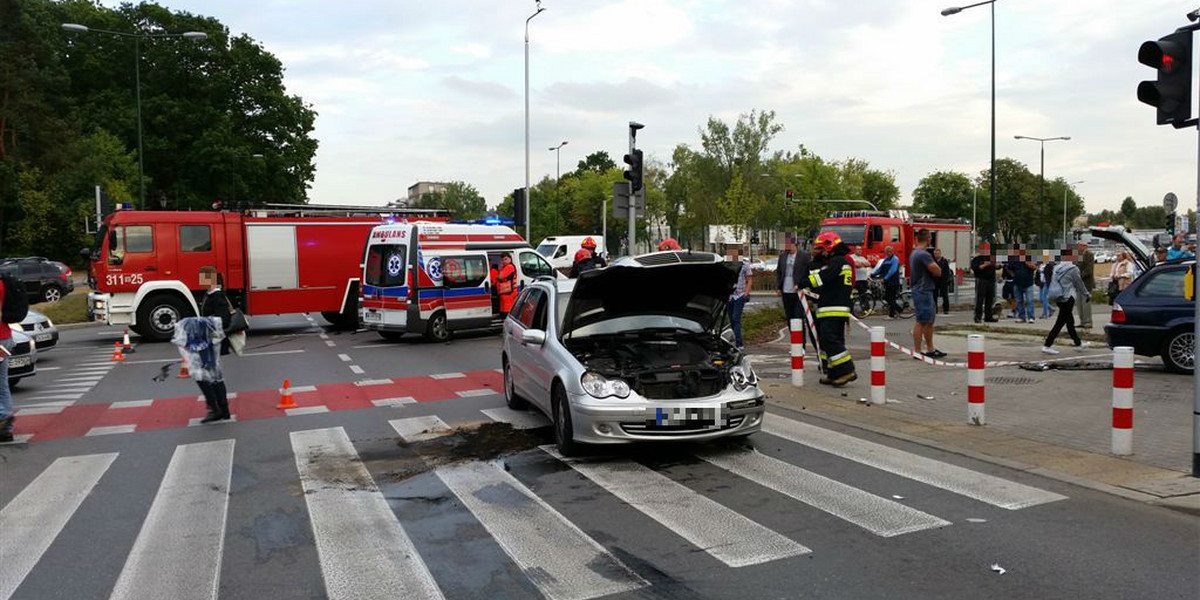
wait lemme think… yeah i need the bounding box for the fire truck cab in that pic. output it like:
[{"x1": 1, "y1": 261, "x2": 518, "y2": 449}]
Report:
[{"x1": 819, "y1": 210, "x2": 974, "y2": 278}]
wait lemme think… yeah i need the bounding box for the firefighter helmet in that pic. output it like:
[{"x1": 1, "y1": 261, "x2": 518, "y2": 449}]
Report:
[
  {"x1": 657, "y1": 237, "x2": 681, "y2": 251},
  {"x1": 581, "y1": 237, "x2": 598, "y2": 249},
  {"x1": 814, "y1": 231, "x2": 841, "y2": 250}
]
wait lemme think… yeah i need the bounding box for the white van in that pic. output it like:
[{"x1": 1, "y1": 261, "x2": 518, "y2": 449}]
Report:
[
  {"x1": 536, "y1": 235, "x2": 606, "y2": 270},
  {"x1": 361, "y1": 222, "x2": 559, "y2": 341}
]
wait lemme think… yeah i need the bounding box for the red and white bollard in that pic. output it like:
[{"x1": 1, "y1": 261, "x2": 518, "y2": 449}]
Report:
[
  {"x1": 967, "y1": 334, "x2": 986, "y2": 425},
  {"x1": 1111, "y1": 346, "x2": 1135, "y2": 456},
  {"x1": 870, "y1": 326, "x2": 886, "y2": 405},
  {"x1": 789, "y1": 318, "x2": 805, "y2": 387}
]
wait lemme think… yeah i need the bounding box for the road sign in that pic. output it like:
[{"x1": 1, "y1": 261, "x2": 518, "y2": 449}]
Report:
[
  {"x1": 1164, "y1": 192, "x2": 1179, "y2": 212},
  {"x1": 612, "y1": 181, "x2": 644, "y2": 219}
]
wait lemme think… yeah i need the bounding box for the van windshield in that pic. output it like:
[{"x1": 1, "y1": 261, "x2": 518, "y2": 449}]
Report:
[
  {"x1": 536, "y1": 243, "x2": 559, "y2": 258},
  {"x1": 366, "y1": 244, "x2": 407, "y2": 287}
]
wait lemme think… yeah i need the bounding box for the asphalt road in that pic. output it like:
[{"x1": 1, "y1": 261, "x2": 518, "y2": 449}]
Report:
[{"x1": 1, "y1": 317, "x2": 1196, "y2": 600}]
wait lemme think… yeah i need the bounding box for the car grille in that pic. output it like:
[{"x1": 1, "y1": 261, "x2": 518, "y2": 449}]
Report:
[
  {"x1": 12, "y1": 340, "x2": 30, "y2": 355},
  {"x1": 635, "y1": 370, "x2": 725, "y2": 400},
  {"x1": 620, "y1": 415, "x2": 745, "y2": 436},
  {"x1": 633, "y1": 251, "x2": 719, "y2": 266}
]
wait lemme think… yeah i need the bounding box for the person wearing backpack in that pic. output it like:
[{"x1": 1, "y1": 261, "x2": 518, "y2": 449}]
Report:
[
  {"x1": 0, "y1": 273, "x2": 29, "y2": 442},
  {"x1": 1041, "y1": 252, "x2": 1091, "y2": 355}
]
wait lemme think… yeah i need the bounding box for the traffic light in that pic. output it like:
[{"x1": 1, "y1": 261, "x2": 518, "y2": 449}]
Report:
[
  {"x1": 1137, "y1": 29, "x2": 1193, "y2": 126},
  {"x1": 622, "y1": 149, "x2": 644, "y2": 193},
  {"x1": 1167, "y1": 212, "x2": 1177, "y2": 235},
  {"x1": 785, "y1": 190, "x2": 794, "y2": 202},
  {"x1": 512, "y1": 188, "x2": 526, "y2": 229}
]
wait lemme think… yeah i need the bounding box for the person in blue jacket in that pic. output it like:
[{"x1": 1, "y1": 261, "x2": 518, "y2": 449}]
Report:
[{"x1": 871, "y1": 245, "x2": 901, "y2": 318}]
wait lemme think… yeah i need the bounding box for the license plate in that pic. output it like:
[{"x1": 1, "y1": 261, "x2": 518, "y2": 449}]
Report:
[
  {"x1": 364, "y1": 310, "x2": 381, "y2": 322},
  {"x1": 35, "y1": 333, "x2": 52, "y2": 342},
  {"x1": 9, "y1": 356, "x2": 31, "y2": 368},
  {"x1": 653, "y1": 406, "x2": 722, "y2": 427}
]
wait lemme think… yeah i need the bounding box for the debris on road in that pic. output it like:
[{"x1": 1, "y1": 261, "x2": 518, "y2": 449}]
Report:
[
  {"x1": 917, "y1": 394, "x2": 935, "y2": 400},
  {"x1": 990, "y1": 564, "x2": 1007, "y2": 575},
  {"x1": 966, "y1": 518, "x2": 988, "y2": 523}
]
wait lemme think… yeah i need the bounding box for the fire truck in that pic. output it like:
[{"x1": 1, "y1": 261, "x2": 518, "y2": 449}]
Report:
[
  {"x1": 85, "y1": 204, "x2": 449, "y2": 341},
  {"x1": 819, "y1": 210, "x2": 974, "y2": 276}
]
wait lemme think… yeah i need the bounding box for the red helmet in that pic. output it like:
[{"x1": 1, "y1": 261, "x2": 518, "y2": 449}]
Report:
[
  {"x1": 581, "y1": 236, "x2": 598, "y2": 249},
  {"x1": 574, "y1": 249, "x2": 592, "y2": 263},
  {"x1": 814, "y1": 231, "x2": 841, "y2": 250},
  {"x1": 657, "y1": 237, "x2": 681, "y2": 251}
]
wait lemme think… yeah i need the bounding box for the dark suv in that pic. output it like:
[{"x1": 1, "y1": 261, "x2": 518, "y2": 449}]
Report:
[{"x1": 0, "y1": 257, "x2": 74, "y2": 303}]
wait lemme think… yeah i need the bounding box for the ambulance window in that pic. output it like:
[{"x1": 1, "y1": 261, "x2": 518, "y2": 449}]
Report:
[
  {"x1": 366, "y1": 245, "x2": 406, "y2": 287},
  {"x1": 442, "y1": 256, "x2": 488, "y2": 289},
  {"x1": 180, "y1": 226, "x2": 212, "y2": 252},
  {"x1": 520, "y1": 252, "x2": 553, "y2": 278}
]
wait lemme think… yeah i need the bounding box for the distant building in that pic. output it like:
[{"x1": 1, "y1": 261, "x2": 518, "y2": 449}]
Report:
[{"x1": 392, "y1": 181, "x2": 448, "y2": 207}]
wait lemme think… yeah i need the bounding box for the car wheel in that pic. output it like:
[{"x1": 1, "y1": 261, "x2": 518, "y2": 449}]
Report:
[
  {"x1": 553, "y1": 383, "x2": 581, "y2": 457},
  {"x1": 136, "y1": 294, "x2": 192, "y2": 342},
  {"x1": 7, "y1": 378, "x2": 19, "y2": 390},
  {"x1": 424, "y1": 311, "x2": 450, "y2": 342},
  {"x1": 1161, "y1": 329, "x2": 1195, "y2": 374},
  {"x1": 378, "y1": 330, "x2": 404, "y2": 342},
  {"x1": 42, "y1": 286, "x2": 63, "y2": 303},
  {"x1": 503, "y1": 357, "x2": 528, "y2": 410}
]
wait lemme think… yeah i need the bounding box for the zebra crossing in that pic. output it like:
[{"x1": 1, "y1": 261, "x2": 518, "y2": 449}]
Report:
[{"x1": 0, "y1": 412, "x2": 1068, "y2": 600}]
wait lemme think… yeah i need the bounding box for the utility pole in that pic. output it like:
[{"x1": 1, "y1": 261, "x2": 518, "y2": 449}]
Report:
[
  {"x1": 523, "y1": 2, "x2": 545, "y2": 242},
  {"x1": 625, "y1": 122, "x2": 644, "y2": 255}
]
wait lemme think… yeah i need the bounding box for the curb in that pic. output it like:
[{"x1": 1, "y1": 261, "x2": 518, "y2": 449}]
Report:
[
  {"x1": 56, "y1": 321, "x2": 102, "y2": 331},
  {"x1": 763, "y1": 397, "x2": 1198, "y2": 516}
]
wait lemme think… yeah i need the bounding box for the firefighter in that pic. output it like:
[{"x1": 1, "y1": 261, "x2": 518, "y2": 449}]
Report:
[
  {"x1": 496, "y1": 254, "x2": 518, "y2": 317},
  {"x1": 657, "y1": 237, "x2": 681, "y2": 251},
  {"x1": 569, "y1": 237, "x2": 606, "y2": 278},
  {"x1": 807, "y1": 231, "x2": 857, "y2": 386}
]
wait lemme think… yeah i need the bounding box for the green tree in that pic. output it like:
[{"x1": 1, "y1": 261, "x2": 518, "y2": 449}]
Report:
[
  {"x1": 977, "y1": 158, "x2": 1039, "y2": 242},
  {"x1": 1128, "y1": 205, "x2": 1168, "y2": 229},
  {"x1": 415, "y1": 181, "x2": 486, "y2": 220},
  {"x1": 1120, "y1": 196, "x2": 1137, "y2": 221},
  {"x1": 573, "y1": 151, "x2": 616, "y2": 177},
  {"x1": 912, "y1": 171, "x2": 975, "y2": 221}
]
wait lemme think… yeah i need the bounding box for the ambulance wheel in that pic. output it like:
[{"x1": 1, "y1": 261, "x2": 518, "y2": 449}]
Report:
[
  {"x1": 424, "y1": 312, "x2": 450, "y2": 342},
  {"x1": 378, "y1": 330, "x2": 404, "y2": 342}
]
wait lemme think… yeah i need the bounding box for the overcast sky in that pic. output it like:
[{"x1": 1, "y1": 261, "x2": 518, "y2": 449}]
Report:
[{"x1": 118, "y1": 0, "x2": 1196, "y2": 214}]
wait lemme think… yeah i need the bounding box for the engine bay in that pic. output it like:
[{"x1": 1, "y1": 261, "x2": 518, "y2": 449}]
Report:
[{"x1": 565, "y1": 331, "x2": 741, "y2": 400}]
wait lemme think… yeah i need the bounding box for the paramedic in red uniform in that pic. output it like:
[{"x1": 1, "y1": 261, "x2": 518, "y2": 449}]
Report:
[{"x1": 497, "y1": 254, "x2": 518, "y2": 317}]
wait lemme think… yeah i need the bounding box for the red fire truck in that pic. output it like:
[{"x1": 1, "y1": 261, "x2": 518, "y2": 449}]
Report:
[
  {"x1": 819, "y1": 210, "x2": 974, "y2": 274},
  {"x1": 85, "y1": 205, "x2": 448, "y2": 341}
]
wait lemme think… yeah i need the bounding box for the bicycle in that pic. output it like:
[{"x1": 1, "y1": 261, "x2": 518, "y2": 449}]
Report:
[{"x1": 851, "y1": 277, "x2": 914, "y2": 319}]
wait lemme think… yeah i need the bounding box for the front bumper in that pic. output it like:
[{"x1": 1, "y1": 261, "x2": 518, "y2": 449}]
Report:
[
  {"x1": 88, "y1": 292, "x2": 134, "y2": 326},
  {"x1": 568, "y1": 389, "x2": 766, "y2": 444},
  {"x1": 32, "y1": 330, "x2": 58, "y2": 351}
]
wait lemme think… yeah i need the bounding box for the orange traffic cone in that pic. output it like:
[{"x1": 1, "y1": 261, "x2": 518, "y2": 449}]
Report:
[
  {"x1": 111, "y1": 341, "x2": 125, "y2": 362},
  {"x1": 122, "y1": 329, "x2": 135, "y2": 354},
  {"x1": 177, "y1": 361, "x2": 190, "y2": 379},
  {"x1": 277, "y1": 379, "x2": 297, "y2": 409}
]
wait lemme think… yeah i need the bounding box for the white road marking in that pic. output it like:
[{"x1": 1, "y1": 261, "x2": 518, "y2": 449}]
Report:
[
  {"x1": 187, "y1": 416, "x2": 239, "y2": 427},
  {"x1": 49, "y1": 376, "x2": 104, "y2": 383},
  {"x1": 291, "y1": 427, "x2": 444, "y2": 600},
  {"x1": 763, "y1": 414, "x2": 1068, "y2": 509},
  {"x1": 480, "y1": 407, "x2": 550, "y2": 429},
  {"x1": 22, "y1": 394, "x2": 84, "y2": 401},
  {"x1": 438, "y1": 461, "x2": 649, "y2": 600},
  {"x1": 65, "y1": 366, "x2": 115, "y2": 372},
  {"x1": 110, "y1": 400, "x2": 154, "y2": 409},
  {"x1": 319, "y1": 332, "x2": 330, "y2": 340},
  {"x1": 289, "y1": 385, "x2": 317, "y2": 393},
  {"x1": 285, "y1": 406, "x2": 329, "y2": 416},
  {"x1": 372, "y1": 397, "x2": 416, "y2": 407},
  {"x1": 122, "y1": 349, "x2": 304, "y2": 365},
  {"x1": 355, "y1": 379, "x2": 392, "y2": 386},
  {"x1": 337, "y1": 353, "x2": 352, "y2": 362},
  {"x1": 14, "y1": 400, "x2": 74, "y2": 409},
  {"x1": 429, "y1": 372, "x2": 465, "y2": 380},
  {"x1": 351, "y1": 344, "x2": 393, "y2": 349},
  {"x1": 15, "y1": 406, "x2": 67, "y2": 416},
  {"x1": 38, "y1": 386, "x2": 93, "y2": 393},
  {"x1": 324, "y1": 340, "x2": 336, "y2": 348},
  {"x1": 455, "y1": 389, "x2": 496, "y2": 398},
  {"x1": 34, "y1": 366, "x2": 61, "y2": 371},
  {"x1": 699, "y1": 447, "x2": 951, "y2": 537},
  {"x1": 543, "y1": 447, "x2": 810, "y2": 567},
  {"x1": 78, "y1": 361, "x2": 116, "y2": 367},
  {"x1": 86, "y1": 425, "x2": 137, "y2": 436},
  {"x1": 349, "y1": 365, "x2": 365, "y2": 375},
  {"x1": 389, "y1": 416, "x2": 452, "y2": 443},
  {"x1": 0, "y1": 452, "x2": 118, "y2": 600},
  {"x1": 109, "y1": 440, "x2": 234, "y2": 600}
]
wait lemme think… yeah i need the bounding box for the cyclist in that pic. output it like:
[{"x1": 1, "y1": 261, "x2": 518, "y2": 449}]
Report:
[{"x1": 871, "y1": 245, "x2": 902, "y2": 318}]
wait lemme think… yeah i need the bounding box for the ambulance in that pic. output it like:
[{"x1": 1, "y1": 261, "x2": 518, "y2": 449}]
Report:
[{"x1": 360, "y1": 221, "x2": 560, "y2": 341}]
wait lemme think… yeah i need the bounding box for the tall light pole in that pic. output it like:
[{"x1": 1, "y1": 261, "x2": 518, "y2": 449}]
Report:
[
  {"x1": 941, "y1": 0, "x2": 998, "y2": 242},
  {"x1": 1014, "y1": 135, "x2": 1070, "y2": 245},
  {"x1": 62, "y1": 23, "x2": 207, "y2": 209},
  {"x1": 549, "y1": 140, "x2": 568, "y2": 181},
  {"x1": 524, "y1": 1, "x2": 546, "y2": 241},
  {"x1": 1063, "y1": 180, "x2": 1084, "y2": 246}
]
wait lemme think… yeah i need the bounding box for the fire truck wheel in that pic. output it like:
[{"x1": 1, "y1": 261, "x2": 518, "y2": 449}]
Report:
[
  {"x1": 137, "y1": 294, "x2": 192, "y2": 342},
  {"x1": 423, "y1": 311, "x2": 450, "y2": 342}
]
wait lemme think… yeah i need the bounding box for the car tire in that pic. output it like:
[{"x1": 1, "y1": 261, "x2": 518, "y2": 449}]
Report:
[
  {"x1": 423, "y1": 311, "x2": 450, "y2": 343},
  {"x1": 7, "y1": 378, "x2": 20, "y2": 390},
  {"x1": 553, "y1": 383, "x2": 582, "y2": 457},
  {"x1": 136, "y1": 294, "x2": 192, "y2": 342},
  {"x1": 378, "y1": 330, "x2": 404, "y2": 342},
  {"x1": 502, "y1": 357, "x2": 528, "y2": 410},
  {"x1": 1161, "y1": 328, "x2": 1195, "y2": 374},
  {"x1": 42, "y1": 285, "x2": 63, "y2": 303}
]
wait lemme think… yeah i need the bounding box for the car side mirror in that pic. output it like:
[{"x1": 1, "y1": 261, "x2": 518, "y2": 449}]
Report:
[{"x1": 521, "y1": 329, "x2": 547, "y2": 345}]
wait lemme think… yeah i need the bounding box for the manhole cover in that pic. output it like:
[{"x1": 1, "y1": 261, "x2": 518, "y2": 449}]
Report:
[{"x1": 986, "y1": 376, "x2": 1040, "y2": 385}]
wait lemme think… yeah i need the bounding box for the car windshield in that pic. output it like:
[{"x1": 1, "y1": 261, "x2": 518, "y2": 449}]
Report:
[{"x1": 536, "y1": 243, "x2": 558, "y2": 258}]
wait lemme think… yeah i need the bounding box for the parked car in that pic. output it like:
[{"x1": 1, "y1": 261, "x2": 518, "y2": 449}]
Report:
[
  {"x1": 11, "y1": 310, "x2": 58, "y2": 351},
  {"x1": 0, "y1": 257, "x2": 74, "y2": 303},
  {"x1": 1093, "y1": 251, "x2": 1114, "y2": 264},
  {"x1": 6, "y1": 330, "x2": 38, "y2": 388},
  {"x1": 501, "y1": 250, "x2": 765, "y2": 456}
]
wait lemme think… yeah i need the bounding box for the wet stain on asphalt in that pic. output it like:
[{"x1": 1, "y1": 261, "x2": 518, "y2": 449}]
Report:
[
  {"x1": 373, "y1": 421, "x2": 554, "y2": 483},
  {"x1": 239, "y1": 508, "x2": 312, "y2": 565}
]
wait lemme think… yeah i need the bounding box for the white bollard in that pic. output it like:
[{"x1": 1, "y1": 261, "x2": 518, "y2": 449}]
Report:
[
  {"x1": 967, "y1": 334, "x2": 986, "y2": 425},
  {"x1": 789, "y1": 318, "x2": 804, "y2": 388},
  {"x1": 1111, "y1": 346, "x2": 1135, "y2": 456},
  {"x1": 870, "y1": 326, "x2": 886, "y2": 405}
]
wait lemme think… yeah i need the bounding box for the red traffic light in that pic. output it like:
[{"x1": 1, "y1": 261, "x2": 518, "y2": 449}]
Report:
[{"x1": 1139, "y1": 36, "x2": 1187, "y2": 72}]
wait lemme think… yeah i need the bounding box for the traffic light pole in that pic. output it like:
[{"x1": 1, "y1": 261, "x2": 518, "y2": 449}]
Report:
[{"x1": 627, "y1": 126, "x2": 637, "y2": 256}]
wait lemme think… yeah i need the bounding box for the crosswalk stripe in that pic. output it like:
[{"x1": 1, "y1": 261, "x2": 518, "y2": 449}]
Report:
[
  {"x1": 109, "y1": 439, "x2": 234, "y2": 600},
  {"x1": 389, "y1": 416, "x2": 452, "y2": 443},
  {"x1": 763, "y1": 414, "x2": 1068, "y2": 509},
  {"x1": 437, "y1": 461, "x2": 649, "y2": 600},
  {"x1": 0, "y1": 453, "x2": 118, "y2": 600},
  {"x1": 49, "y1": 376, "x2": 103, "y2": 383},
  {"x1": 542, "y1": 446, "x2": 810, "y2": 567},
  {"x1": 480, "y1": 407, "x2": 550, "y2": 429},
  {"x1": 291, "y1": 427, "x2": 444, "y2": 600},
  {"x1": 699, "y1": 447, "x2": 951, "y2": 537}
]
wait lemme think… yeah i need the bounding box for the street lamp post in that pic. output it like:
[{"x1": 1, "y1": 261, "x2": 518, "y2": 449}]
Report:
[
  {"x1": 524, "y1": 1, "x2": 546, "y2": 242},
  {"x1": 1014, "y1": 135, "x2": 1071, "y2": 245},
  {"x1": 941, "y1": 0, "x2": 998, "y2": 242},
  {"x1": 1063, "y1": 180, "x2": 1084, "y2": 246},
  {"x1": 62, "y1": 23, "x2": 207, "y2": 209},
  {"x1": 549, "y1": 141, "x2": 568, "y2": 181}
]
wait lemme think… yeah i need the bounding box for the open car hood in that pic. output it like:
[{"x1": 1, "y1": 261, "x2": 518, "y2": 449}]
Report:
[
  {"x1": 1088, "y1": 226, "x2": 1150, "y2": 271},
  {"x1": 561, "y1": 251, "x2": 741, "y2": 338}
]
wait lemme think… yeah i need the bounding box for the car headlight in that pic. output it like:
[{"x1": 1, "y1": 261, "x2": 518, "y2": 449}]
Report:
[
  {"x1": 45, "y1": 318, "x2": 54, "y2": 329},
  {"x1": 10, "y1": 323, "x2": 22, "y2": 333},
  {"x1": 581, "y1": 371, "x2": 631, "y2": 399},
  {"x1": 730, "y1": 357, "x2": 759, "y2": 391}
]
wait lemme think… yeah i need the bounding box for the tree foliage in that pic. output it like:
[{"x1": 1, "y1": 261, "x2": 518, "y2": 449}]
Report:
[
  {"x1": 414, "y1": 181, "x2": 486, "y2": 220},
  {"x1": 912, "y1": 171, "x2": 976, "y2": 221}
]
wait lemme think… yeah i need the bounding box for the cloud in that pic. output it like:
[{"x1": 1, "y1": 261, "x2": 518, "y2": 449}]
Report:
[
  {"x1": 543, "y1": 78, "x2": 679, "y2": 113},
  {"x1": 452, "y1": 43, "x2": 491, "y2": 59},
  {"x1": 441, "y1": 76, "x2": 517, "y2": 100}
]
